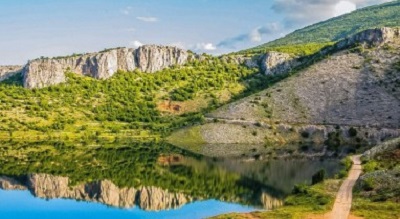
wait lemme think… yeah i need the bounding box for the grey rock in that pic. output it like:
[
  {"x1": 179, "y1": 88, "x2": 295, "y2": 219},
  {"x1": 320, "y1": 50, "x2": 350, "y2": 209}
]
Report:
[
  {"x1": 362, "y1": 137, "x2": 400, "y2": 160},
  {"x1": 22, "y1": 45, "x2": 188, "y2": 89},
  {"x1": 136, "y1": 45, "x2": 188, "y2": 73},
  {"x1": 335, "y1": 27, "x2": 400, "y2": 50},
  {"x1": 23, "y1": 59, "x2": 66, "y2": 89},
  {"x1": 261, "y1": 52, "x2": 296, "y2": 75},
  {"x1": 0, "y1": 65, "x2": 23, "y2": 82}
]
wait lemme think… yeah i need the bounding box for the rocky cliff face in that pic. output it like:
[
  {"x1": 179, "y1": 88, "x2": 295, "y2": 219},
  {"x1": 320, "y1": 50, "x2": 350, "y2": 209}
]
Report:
[
  {"x1": 335, "y1": 27, "x2": 400, "y2": 49},
  {"x1": 0, "y1": 65, "x2": 23, "y2": 82},
  {"x1": 25, "y1": 173, "x2": 192, "y2": 210},
  {"x1": 23, "y1": 59, "x2": 66, "y2": 89},
  {"x1": 260, "y1": 52, "x2": 297, "y2": 75},
  {"x1": 22, "y1": 45, "x2": 189, "y2": 89}
]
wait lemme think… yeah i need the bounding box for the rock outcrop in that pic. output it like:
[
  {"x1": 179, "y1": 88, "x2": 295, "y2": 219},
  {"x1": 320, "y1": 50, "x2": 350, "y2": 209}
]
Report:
[
  {"x1": 260, "y1": 52, "x2": 297, "y2": 75},
  {"x1": 23, "y1": 59, "x2": 66, "y2": 89},
  {"x1": 335, "y1": 27, "x2": 400, "y2": 49},
  {"x1": 22, "y1": 173, "x2": 192, "y2": 211},
  {"x1": 22, "y1": 45, "x2": 189, "y2": 89},
  {"x1": 0, "y1": 65, "x2": 23, "y2": 82}
]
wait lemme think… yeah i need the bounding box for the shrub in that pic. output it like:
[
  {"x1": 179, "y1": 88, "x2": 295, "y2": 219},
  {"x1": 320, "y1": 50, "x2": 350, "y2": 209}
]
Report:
[
  {"x1": 349, "y1": 127, "x2": 358, "y2": 137},
  {"x1": 312, "y1": 169, "x2": 326, "y2": 185}
]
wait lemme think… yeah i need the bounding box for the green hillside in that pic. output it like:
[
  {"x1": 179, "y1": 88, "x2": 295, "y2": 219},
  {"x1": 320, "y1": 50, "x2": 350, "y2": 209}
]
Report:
[{"x1": 240, "y1": 0, "x2": 400, "y2": 55}]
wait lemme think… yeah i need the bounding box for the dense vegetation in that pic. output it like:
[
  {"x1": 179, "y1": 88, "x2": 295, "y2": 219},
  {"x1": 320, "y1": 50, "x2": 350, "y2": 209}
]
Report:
[
  {"x1": 0, "y1": 58, "x2": 269, "y2": 141},
  {"x1": 240, "y1": 0, "x2": 400, "y2": 55}
]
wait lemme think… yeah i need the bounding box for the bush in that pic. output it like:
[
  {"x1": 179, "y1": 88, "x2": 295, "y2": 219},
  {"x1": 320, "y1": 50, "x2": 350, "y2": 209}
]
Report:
[
  {"x1": 349, "y1": 127, "x2": 358, "y2": 137},
  {"x1": 312, "y1": 169, "x2": 326, "y2": 185},
  {"x1": 301, "y1": 131, "x2": 310, "y2": 138}
]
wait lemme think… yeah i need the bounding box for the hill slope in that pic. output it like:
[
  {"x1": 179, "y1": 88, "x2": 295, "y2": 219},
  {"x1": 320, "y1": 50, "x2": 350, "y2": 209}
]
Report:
[
  {"x1": 169, "y1": 28, "x2": 400, "y2": 155},
  {"x1": 240, "y1": 0, "x2": 400, "y2": 55}
]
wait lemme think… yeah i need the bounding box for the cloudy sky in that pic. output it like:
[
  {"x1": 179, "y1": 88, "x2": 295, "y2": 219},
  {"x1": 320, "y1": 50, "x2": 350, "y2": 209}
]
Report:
[{"x1": 0, "y1": 0, "x2": 393, "y2": 65}]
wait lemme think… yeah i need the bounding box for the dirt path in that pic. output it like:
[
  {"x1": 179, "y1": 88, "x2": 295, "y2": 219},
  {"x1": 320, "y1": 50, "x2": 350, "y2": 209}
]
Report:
[{"x1": 330, "y1": 155, "x2": 362, "y2": 219}]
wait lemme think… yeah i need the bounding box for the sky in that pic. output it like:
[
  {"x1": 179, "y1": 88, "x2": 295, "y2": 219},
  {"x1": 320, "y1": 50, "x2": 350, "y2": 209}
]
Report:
[{"x1": 0, "y1": 0, "x2": 393, "y2": 65}]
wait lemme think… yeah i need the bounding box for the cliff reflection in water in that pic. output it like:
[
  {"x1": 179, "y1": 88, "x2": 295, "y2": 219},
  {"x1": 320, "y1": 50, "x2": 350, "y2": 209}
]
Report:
[
  {"x1": 0, "y1": 141, "x2": 341, "y2": 211},
  {"x1": 0, "y1": 174, "x2": 190, "y2": 211}
]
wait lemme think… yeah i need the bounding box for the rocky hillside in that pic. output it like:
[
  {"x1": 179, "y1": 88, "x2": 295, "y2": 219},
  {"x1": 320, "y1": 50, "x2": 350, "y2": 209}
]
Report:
[
  {"x1": 212, "y1": 28, "x2": 400, "y2": 128},
  {"x1": 21, "y1": 45, "x2": 188, "y2": 89},
  {"x1": 241, "y1": 0, "x2": 400, "y2": 55},
  {"x1": 169, "y1": 27, "x2": 400, "y2": 152},
  {"x1": 0, "y1": 65, "x2": 22, "y2": 81}
]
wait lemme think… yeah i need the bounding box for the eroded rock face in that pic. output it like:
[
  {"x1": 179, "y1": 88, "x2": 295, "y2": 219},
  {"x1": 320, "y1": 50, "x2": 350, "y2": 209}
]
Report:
[
  {"x1": 25, "y1": 173, "x2": 191, "y2": 211},
  {"x1": 261, "y1": 52, "x2": 295, "y2": 75},
  {"x1": 336, "y1": 27, "x2": 400, "y2": 49},
  {"x1": 23, "y1": 59, "x2": 66, "y2": 89},
  {"x1": 0, "y1": 65, "x2": 23, "y2": 82},
  {"x1": 22, "y1": 45, "x2": 188, "y2": 89},
  {"x1": 136, "y1": 45, "x2": 188, "y2": 73}
]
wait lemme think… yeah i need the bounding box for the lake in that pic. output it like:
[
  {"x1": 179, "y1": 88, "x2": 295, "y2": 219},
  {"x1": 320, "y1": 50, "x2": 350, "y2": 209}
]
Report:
[{"x1": 0, "y1": 141, "x2": 343, "y2": 218}]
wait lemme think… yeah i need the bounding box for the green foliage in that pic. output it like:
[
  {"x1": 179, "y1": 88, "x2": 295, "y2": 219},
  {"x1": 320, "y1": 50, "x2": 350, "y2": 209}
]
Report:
[
  {"x1": 239, "y1": 42, "x2": 334, "y2": 56},
  {"x1": 241, "y1": 1, "x2": 400, "y2": 54},
  {"x1": 0, "y1": 57, "x2": 266, "y2": 139},
  {"x1": 286, "y1": 183, "x2": 331, "y2": 208},
  {"x1": 338, "y1": 157, "x2": 352, "y2": 178},
  {"x1": 325, "y1": 131, "x2": 343, "y2": 150},
  {"x1": 363, "y1": 160, "x2": 379, "y2": 172}
]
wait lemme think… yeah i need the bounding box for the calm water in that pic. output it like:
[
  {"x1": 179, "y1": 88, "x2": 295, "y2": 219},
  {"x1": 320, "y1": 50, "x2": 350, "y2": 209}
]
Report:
[{"x1": 0, "y1": 141, "x2": 343, "y2": 218}]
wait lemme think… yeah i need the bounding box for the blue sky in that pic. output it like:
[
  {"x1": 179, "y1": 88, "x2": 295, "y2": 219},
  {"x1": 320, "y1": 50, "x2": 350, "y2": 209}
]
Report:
[{"x1": 0, "y1": 0, "x2": 392, "y2": 65}]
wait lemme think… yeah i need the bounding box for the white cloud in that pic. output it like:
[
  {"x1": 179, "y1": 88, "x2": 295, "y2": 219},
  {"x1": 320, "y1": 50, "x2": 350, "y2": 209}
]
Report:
[
  {"x1": 199, "y1": 43, "x2": 216, "y2": 51},
  {"x1": 136, "y1": 16, "x2": 158, "y2": 22},
  {"x1": 271, "y1": 0, "x2": 392, "y2": 28},
  {"x1": 191, "y1": 43, "x2": 217, "y2": 52},
  {"x1": 217, "y1": 23, "x2": 281, "y2": 49},
  {"x1": 129, "y1": 40, "x2": 143, "y2": 48},
  {"x1": 334, "y1": 1, "x2": 357, "y2": 16}
]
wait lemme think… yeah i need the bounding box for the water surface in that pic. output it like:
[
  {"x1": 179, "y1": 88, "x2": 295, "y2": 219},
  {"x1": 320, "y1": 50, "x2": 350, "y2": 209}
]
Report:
[{"x1": 0, "y1": 141, "x2": 343, "y2": 218}]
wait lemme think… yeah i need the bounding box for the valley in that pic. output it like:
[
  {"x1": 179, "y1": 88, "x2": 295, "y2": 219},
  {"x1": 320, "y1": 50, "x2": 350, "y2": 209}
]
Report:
[{"x1": 0, "y1": 1, "x2": 399, "y2": 218}]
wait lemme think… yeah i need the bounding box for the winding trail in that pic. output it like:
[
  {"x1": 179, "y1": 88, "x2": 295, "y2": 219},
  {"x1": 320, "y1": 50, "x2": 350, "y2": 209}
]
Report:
[{"x1": 330, "y1": 155, "x2": 362, "y2": 219}]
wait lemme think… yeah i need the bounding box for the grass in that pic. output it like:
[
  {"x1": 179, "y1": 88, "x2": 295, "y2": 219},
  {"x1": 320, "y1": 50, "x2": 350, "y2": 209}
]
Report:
[{"x1": 352, "y1": 198, "x2": 400, "y2": 219}]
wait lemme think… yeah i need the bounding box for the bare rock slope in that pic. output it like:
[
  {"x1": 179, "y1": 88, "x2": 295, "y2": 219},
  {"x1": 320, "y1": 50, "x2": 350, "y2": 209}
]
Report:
[
  {"x1": 22, "y1": 45, "x2": 188, "y2": 88},
  {"x1": 170, "y1": 28, "x2": 400, "y2": 148},
  {"x1": 211, "y1": 27, "x2": 400, "y2": 129}
]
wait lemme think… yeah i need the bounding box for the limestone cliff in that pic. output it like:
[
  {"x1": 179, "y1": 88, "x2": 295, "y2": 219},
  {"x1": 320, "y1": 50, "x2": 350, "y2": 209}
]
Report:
[
  {"x1": 0, "y1": 65, "x2": 23, "y2": 82},
  {"x1": 22, "y1": 45, "x2": 189, "y2": 89},
  {"x1": 260, "y1": 52, "x2": 297, "y2": 75}
]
